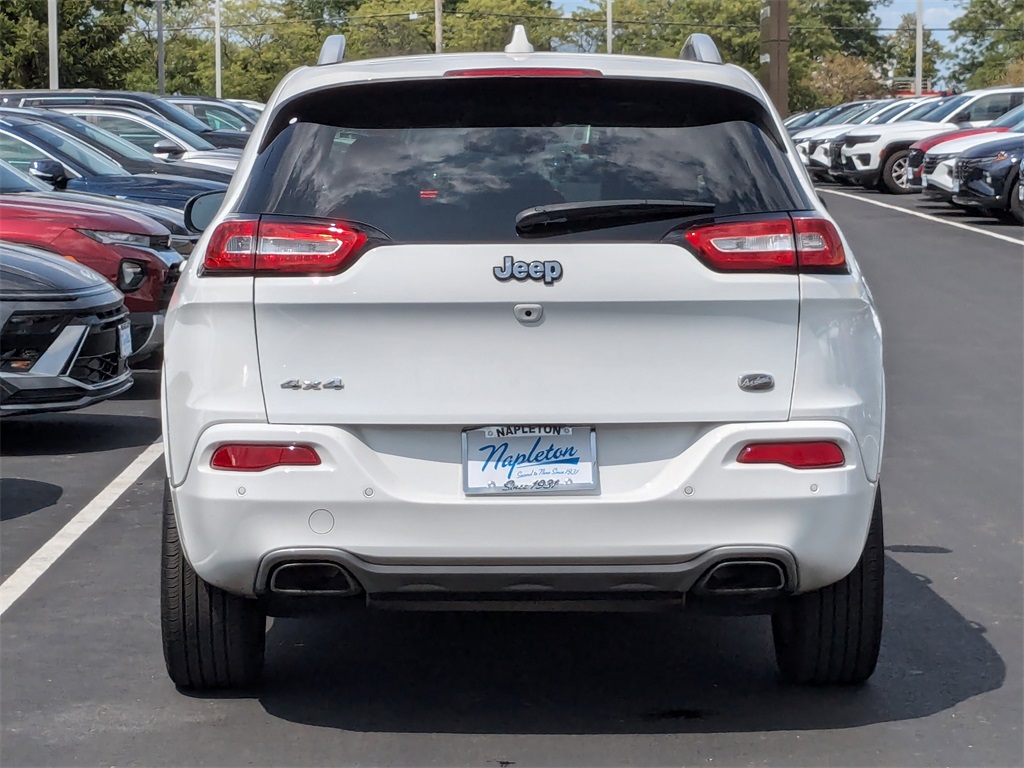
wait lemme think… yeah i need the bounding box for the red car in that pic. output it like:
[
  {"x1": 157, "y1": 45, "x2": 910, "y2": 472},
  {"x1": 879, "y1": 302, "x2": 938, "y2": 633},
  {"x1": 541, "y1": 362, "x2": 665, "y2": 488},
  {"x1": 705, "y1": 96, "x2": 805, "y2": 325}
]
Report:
[{"x1": 0, "y1": 196, "x2": 183, "y2": 361}]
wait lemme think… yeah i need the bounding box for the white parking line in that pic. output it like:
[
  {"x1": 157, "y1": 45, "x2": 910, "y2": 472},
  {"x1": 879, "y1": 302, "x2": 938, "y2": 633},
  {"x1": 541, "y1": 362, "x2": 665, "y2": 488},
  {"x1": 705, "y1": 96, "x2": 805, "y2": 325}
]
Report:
[
  {"x1": 820, "y1": 188, "x2": 1024, "y2": 246},
  {"x1": 0, "y1": 441, "x2": 164, "y2": 619}
]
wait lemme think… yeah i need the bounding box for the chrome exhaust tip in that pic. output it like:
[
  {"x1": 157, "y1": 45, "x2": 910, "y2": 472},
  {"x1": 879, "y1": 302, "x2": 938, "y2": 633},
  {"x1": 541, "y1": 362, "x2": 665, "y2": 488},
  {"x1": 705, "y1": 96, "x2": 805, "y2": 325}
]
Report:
[
  {"x1": 696, "y1": 560, "x2": 787, "y2": 595},
  {"x1": 268, "y1": 562, "x2": 360, "y2": 596}
]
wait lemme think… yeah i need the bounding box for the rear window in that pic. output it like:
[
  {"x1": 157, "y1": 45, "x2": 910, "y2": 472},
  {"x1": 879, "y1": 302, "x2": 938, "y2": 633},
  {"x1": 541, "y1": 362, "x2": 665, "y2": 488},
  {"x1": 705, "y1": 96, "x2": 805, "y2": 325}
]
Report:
[{"x1": 237, "y1": 78, "x2": 809, "y2": 242}]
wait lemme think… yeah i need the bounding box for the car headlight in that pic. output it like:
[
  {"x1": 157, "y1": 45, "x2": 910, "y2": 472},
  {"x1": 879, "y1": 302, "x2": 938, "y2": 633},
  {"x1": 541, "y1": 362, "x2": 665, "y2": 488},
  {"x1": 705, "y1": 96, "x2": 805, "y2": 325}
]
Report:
[
  {"x1": 845, "y1": 135, "x2": 880, "y2": 147},
  {"x1": 118, "y1": 259, "x2": 147, "y2": 291},
  {"x1": 78, "y1": 230, "x2": 152, "y2": 248}
]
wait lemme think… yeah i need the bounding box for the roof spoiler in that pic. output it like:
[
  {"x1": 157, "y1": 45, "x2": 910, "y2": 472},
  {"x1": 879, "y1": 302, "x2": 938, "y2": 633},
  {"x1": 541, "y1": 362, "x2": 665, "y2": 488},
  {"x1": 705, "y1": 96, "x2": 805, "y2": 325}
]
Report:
[
  {"x1": 317, "y1": 34, "x2": 347, "y2": 65},
  {"x1": 679, "y1": 34, "x2": 723, "y2": 65}
]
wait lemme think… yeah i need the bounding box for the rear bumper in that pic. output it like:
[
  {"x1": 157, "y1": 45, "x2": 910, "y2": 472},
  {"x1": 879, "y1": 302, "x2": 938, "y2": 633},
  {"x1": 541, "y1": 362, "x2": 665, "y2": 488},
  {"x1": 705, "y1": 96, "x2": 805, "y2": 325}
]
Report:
[{"x1": 169, "y1": 420, "x2": 878, "y2": 599}]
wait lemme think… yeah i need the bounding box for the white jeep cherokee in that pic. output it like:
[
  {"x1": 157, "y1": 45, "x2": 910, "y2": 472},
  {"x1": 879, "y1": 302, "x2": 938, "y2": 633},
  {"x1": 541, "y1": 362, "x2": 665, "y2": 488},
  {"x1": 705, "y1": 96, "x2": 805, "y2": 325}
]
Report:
[{"x1": 161, "y1": 30, "x2": 886, "y2": 690}]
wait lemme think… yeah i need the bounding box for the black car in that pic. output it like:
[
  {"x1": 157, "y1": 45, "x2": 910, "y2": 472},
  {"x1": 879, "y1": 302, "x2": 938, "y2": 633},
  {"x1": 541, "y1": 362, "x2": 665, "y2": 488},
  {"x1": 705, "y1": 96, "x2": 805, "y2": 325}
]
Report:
[
  {"x1": 0, "y1": 158, "x2": 199, "y2": 254},
  {"x1": 0, "y1": 90, "x2": 248, "y2": 150},
  {"x1": 952, "y1": 134, "x2": 1024, "y2": 221},
  {"x1": 0, "y1": 241, "x2": 133, "y2": 416},
  {"x1": 0, "y1": 112, "x2": 227, "y2": 210},
  {"x1": 0, "y1": 107, "x2": 232, "y2": 183}
]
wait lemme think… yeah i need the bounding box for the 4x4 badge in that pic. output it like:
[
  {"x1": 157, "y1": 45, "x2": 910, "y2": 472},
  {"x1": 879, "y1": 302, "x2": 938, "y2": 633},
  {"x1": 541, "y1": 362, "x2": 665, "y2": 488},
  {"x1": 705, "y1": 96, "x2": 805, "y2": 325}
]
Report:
[{"x1": 280, "y1": 378, "x2": 345, "y2": 390}]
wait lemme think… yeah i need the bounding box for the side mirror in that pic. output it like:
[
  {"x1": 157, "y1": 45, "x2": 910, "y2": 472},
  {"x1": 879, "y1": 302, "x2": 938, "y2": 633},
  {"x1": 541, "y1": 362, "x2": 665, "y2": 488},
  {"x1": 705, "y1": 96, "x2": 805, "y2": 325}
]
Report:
[
  {"x1": 184, "y1": 190, "x2": 226, "y2": 233},
  {"x1": 153, "y1": 139, "x2": 184, "y2": 158},
  {"x1": 28, "y1": 159, "x2": 69, "y2": 189}
]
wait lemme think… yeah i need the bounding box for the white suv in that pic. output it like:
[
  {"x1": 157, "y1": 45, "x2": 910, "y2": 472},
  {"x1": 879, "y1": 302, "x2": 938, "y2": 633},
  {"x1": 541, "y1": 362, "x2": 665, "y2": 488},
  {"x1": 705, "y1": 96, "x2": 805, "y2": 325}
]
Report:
[
  {"x1": 839, "y1": 87, "x2": 1024, "y2": 193},
  {"x1": 161, "y1": 29, "x2": 886, "y2": 690}
]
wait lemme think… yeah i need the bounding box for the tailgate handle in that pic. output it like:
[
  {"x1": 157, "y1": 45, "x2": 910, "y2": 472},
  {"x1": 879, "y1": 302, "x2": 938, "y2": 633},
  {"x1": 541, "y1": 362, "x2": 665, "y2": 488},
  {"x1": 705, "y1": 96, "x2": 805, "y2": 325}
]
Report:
[{"x1": 514, "y1": 304, "x2": 544, "y2": 325}]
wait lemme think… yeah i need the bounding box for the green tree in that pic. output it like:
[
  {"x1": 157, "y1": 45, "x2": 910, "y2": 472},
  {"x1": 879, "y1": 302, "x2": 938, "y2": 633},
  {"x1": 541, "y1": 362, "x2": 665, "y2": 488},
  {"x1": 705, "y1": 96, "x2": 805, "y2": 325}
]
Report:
[
  {"x1": 886, "y1": 12, "x2": 947, "y2": 84},
  {"x1": 344, "y1": 0, "x2": 433, "y2": 59},
  {"x1": 950, "y1": 0, "x2": 1024, "y2": 88},
  {"x1": 446, "y1": 0, "x2": 563, "y2": 52},
  {"x1": 809, "y1": 51, "x2": 884, "y2": 104},
  {"x1": 0, "y1": 0, "x2": 146, "y2": 88},
  {"x1": 805, "y1": 0, "x2": 890, "y2": 64}
]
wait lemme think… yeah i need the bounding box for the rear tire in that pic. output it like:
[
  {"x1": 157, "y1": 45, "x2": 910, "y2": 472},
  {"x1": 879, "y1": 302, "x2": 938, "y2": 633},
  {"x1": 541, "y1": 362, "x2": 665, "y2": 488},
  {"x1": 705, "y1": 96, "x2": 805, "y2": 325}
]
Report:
[
  {"x1": 772, "y1": 487, "x2": 884, "y2": 685},
  {"x1": 881, "y1": 150, "x2": 913, "y2": 194},
  {"x1": 161, "y1": 480, "x2": 266, "y2": 690}
]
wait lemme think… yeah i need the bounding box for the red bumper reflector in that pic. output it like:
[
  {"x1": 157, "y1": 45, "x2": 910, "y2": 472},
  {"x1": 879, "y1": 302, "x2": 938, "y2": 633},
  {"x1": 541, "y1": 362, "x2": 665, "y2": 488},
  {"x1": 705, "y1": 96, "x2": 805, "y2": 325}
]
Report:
[
  {"x1": 736, "y1": 441, "x2": 845, "y2": 469},
  {"x1": 210, "y1": 444, "x2": 321, "y2": 472}
]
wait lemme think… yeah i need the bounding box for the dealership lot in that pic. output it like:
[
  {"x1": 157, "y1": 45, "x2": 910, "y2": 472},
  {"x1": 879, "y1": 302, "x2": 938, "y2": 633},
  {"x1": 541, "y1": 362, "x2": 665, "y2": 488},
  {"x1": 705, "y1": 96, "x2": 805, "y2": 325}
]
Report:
[{"x1": 1, "y1": 190, "x2": 1021, "y2": 766}]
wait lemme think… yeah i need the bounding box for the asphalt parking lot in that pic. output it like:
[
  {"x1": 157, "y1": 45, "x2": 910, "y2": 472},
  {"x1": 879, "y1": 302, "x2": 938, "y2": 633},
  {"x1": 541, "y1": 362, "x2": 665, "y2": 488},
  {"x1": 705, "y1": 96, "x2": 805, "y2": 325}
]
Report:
[{"x1": 1, "y1": 189, "x2": 1021, "y2": 767}]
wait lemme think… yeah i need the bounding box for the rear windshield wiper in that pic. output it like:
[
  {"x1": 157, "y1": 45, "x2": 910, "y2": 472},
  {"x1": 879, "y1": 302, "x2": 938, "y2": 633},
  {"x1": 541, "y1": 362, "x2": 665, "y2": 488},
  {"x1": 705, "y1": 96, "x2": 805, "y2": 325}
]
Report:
[{"x1": 515, "y1": 199, "x2": 716, "y2": 238}]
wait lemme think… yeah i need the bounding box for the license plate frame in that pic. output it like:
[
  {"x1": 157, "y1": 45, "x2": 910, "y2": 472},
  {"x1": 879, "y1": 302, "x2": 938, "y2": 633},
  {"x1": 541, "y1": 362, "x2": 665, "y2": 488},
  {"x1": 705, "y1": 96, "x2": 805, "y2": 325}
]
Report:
[
  {"x1": 118, "y1": 322, "x2": 133, "y2": 358},
  {"x1": 462, "y1": 425, "x2": 599, "y2": 496}
]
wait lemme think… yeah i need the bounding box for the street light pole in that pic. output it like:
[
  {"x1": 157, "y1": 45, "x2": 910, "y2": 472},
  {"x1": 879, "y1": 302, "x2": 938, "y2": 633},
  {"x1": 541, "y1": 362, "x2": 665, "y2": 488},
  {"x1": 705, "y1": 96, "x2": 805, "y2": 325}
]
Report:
[
  {"x1": 915, "y1": 0, "x2": 924, "y2": 95},
  {"x1": 434, "y1": 0, "x2": 442, "y2": 53},
  {"x1": 156, "y1": 0, "x2": 165, "y2": 96},
  {"x1": 214, "y1": 0, "x2": 222, "y2": 98},
  {"x1": 606, "y1": 0, "x2": 612, "y2": 53},
  {"x1": 47, "y1": 0, "x2": 59, "y2": 88}
]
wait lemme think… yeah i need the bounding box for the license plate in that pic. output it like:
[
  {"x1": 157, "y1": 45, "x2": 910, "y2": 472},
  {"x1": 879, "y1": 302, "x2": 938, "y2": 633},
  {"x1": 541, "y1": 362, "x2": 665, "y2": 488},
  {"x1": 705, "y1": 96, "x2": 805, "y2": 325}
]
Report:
[
  {"x1": 462, "y1": 426, "x2": 599, "y2": 495},
  {"x1": 922, "y1": 176, "x2": 928, "y2": 188},
  {"x1": 952, "y1": 180, "x2": 960, "y2": 194},
  {"x1": 118, "y1": 323, "x2": 133, "y2": 358}
]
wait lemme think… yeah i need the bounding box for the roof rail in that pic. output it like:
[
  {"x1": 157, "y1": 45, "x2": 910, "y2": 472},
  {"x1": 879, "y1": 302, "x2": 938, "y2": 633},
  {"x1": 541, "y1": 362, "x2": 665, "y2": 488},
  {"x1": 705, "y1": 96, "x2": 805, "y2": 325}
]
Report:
[
  {"x1": 317, "y1": 34, "x2": 347, "y2": 65},
  {"x1": 679, "y1": 33, "x2": 723, "y2": 65}
]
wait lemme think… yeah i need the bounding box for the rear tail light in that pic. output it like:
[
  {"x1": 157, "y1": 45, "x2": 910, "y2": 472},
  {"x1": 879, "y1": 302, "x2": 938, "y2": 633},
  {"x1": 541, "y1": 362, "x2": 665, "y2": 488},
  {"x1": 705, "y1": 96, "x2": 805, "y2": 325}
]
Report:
[
  {"x1": 202, "y1": 217, "x2": 367, "y2": 276},
  {"x1": 681, "y1": 215, "x2": 847, "y2": 273},
  {"x1": 210, "y1": 444, "x2": 321, "y2": 472},
  {"x1": 736, "y1": 441, "x2": 845, "y2": 469}
]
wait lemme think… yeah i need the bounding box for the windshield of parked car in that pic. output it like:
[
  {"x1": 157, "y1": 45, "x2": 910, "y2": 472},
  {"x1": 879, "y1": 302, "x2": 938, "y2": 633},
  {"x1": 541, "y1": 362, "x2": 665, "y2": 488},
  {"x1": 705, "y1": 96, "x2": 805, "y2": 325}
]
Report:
[
  {"x1": 0, "y1": 158, "x2": 49, "y2": 192},
  {"x1": 19, "y1": 123, "x2": 127, "y2": 176},
  {"x1": 238, "y1": 78, "x2": 810, "y2": 243},
  {"x1": 847, "y1": 101, "x2": 896, "y2": 124},
  {"x1": 868, "y1": 100, "x2": 919, "y2": 123},
  {"x1": 158, "y1": 100, "x2": 221, "y2": 135},
  {"x1": 992, "y1": 104, "x2": 1024, "y2": 128},
  {"x1": 802, "y1": 105, "x2": 850, "y2": 128},
  {"x1": 918, "y1": 95, "x2": 972, "y2": 123},
  {"x1": 899, "y1": 97, "x2": 954, "y2": 122},
  {"x1": 43, "y1": 114, "x2": 161, "y2": 162}
]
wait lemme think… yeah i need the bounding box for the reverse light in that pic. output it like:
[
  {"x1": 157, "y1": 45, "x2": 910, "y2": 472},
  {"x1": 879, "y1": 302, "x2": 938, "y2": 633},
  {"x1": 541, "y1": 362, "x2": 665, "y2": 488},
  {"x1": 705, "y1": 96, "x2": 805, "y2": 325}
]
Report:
[
  {"x1": 684, "y1": 219, "x2": 795, "y2": 271},
  {"x1": 202, "y1": 217, "x2": 367, "y2": 275},
  {"x1": 737, "y1": 442, "x2": 845, "y2": 469},
  {"x1": 210, "y1": 444, "x2": 321, "y2": 472}
]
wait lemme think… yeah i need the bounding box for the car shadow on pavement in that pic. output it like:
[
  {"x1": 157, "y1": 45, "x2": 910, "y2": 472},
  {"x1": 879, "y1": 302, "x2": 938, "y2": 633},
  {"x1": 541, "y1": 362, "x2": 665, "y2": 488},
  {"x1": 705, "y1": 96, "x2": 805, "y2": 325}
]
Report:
[
  {"x1": 114, "y1": 370, "x2": 162, "y2": 401},
  {"x1": 0, "y1": 413, "x2": 160, "y2": 456},
  {"x1": 0, "y1": 478, "x2": 62, "y2": 521},
  {"x1": 243, "y1": 555, "x2": 1005, "y2": 734}
]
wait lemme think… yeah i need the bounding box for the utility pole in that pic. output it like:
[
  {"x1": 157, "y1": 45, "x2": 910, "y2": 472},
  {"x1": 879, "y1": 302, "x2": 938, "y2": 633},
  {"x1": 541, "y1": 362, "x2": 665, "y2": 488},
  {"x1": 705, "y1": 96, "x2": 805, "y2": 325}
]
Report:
[
  {"x1": 759, "y1": 0, "x2": 789, "y2": 116},
  {"x1": 606, "y1": 0, "x2": 613, "y2": 53},
  {"x1": 47, "y1": 0, "x2": 59, "y2": 88},
  {"x1": 434, "y1": 0, "x2": 442, "y2": 53},
  {"x1": 915, "y1": 0, "x2": 924, "y2": 95},
  {"x1": 156, "y1": 0, "x2": 165, "y2": 96},
  {"x1": 214, "y1": 0, "x2": 222, "y2": 98}
]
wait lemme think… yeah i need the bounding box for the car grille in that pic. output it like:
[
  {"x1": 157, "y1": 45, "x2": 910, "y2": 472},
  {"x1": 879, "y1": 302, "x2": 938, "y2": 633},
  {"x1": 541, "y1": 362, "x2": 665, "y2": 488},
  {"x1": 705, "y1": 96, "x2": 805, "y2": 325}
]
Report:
[
  {"x1": 956, "y1": 158, "x2": 982, "y2": 183},
  {"x1": 908, "y1": 148, "x2": 924, "y2": 170},
  {"x1": 67, "y1": 305, "x2": 130, "y2": 385},
  {"x1": 1, "y1": 303, "x2": 129, "y2": 384},
  {"x1": 160, "y1": 262, "x2": 182, "y2": 309},
  {"x1": 923, "y1": 154, "x2": 952, "y2": 175},
  {"x1": 829, "y1": 141, "x2": 844, "y2": 167}
]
